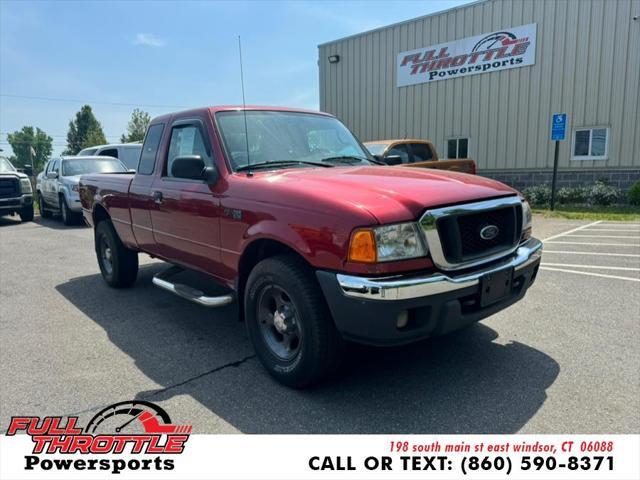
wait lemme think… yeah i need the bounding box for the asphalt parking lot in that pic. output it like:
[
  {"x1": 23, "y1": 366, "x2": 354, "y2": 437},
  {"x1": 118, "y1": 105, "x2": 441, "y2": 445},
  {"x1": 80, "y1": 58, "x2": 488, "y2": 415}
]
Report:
[{"x1": 1, "y1": 214, "x2": 638, "y2": 434}]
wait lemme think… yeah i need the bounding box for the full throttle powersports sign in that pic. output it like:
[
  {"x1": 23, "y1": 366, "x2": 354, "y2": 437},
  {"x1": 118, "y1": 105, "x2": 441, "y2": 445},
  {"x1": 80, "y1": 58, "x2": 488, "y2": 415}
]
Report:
[
  {"x1": 5, "y1": 400, "x2": 192, "y2": 475},
  {"x1": 397, "y1": 23, "x2": 536, "y2": 87}
]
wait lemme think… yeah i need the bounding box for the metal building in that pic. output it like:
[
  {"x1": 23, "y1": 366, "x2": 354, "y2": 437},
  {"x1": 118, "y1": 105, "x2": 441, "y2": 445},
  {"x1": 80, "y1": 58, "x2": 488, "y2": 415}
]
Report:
[{"x1": 318, "y1": 0, "x2": 640, "y2": 190}]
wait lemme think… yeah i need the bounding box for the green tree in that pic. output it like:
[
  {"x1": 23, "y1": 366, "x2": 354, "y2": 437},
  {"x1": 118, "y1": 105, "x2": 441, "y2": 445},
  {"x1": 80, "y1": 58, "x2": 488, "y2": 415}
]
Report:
[
  {"x1": 6, "y1": 126, "x2": 53, "y2": 172},
  {"x1": 64, "y1": 105, "x2": 107, "y2": 154},
  {"x1": 120, "y1": 108, "x2": 150, "y2": 143}
]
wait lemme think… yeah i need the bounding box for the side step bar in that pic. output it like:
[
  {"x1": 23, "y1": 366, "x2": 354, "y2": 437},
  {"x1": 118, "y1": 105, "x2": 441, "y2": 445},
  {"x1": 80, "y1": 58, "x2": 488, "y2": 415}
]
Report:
[{"x1": 152, "y1": 266, "x2": 234, "y2": 307}]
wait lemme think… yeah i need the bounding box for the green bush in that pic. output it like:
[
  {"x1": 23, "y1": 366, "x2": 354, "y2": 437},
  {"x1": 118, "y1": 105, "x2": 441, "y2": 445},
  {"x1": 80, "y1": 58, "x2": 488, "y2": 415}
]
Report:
[
  {"x1": 556, "y1": 186, "x2": 588, "y2": 204},
  {"x1": 522, "y1": 185, "x2": 551, "y2": 206},
  {"x1": 628, "y1": 181, "x2": 640, "y2": 206},
  {"x1": 587, "y1": 180, "x2": 621, "y2": 206}
]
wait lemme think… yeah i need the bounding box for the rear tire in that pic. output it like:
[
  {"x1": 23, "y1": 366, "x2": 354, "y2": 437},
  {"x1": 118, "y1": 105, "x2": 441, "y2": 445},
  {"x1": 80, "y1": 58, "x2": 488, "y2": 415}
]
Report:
[
  {"x1": 95, "y1": 219, "x2": 138, "y2": 288},
  {"x1": 244, "y1": 254, "x2": 344, "y2": 387},
  {"x1": 19, "y1": 204, "x2": 34, "y2": 222},
  {"x1": 38, "y1": 193, "x2": 51, "y2": 218}
]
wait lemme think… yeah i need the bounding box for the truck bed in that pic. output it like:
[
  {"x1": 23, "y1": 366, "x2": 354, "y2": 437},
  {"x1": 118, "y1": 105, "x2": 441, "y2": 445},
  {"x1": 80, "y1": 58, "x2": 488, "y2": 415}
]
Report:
[{"x1": 79, "y1": 172, "x2": 135, "y2": 229}]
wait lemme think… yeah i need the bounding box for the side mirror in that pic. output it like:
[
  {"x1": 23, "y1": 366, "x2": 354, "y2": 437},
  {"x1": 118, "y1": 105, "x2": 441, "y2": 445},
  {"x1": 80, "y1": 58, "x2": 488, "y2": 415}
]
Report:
[
  {"x1": 171, "y1": 155, "x2": 218, "y2": 183},
  {"x1": 47, "y1": 172, "x2": 58, "y2": 179},
  {"x1": 382, "y1": 155, "x2": 403, "y2": 166}
]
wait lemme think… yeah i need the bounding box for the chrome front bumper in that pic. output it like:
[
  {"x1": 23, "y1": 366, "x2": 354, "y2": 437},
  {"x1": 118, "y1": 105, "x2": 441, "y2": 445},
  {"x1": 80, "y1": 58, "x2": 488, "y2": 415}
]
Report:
[{"x1": 337, "y1": 238, "x2": 542, "y2": 301}]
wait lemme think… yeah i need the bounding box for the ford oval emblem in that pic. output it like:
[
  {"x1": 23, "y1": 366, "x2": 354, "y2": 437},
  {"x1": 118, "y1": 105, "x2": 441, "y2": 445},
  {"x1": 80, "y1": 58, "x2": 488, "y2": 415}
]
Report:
[{"x1": 480, "y1": 224, "x2": 499, "y2": 240}]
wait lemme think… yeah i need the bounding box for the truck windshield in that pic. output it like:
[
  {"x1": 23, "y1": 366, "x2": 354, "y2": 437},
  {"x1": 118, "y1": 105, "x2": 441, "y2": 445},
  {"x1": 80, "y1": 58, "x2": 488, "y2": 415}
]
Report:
[
  {"x1": 216, "y1": 111, "x2": 373, "y2": 171},
  {"x1": 0, "y1": 158, "x2": 17, "y2": 173},
  {"x1": 62, "y1": 158, "x2": 127, "y2": 176}
]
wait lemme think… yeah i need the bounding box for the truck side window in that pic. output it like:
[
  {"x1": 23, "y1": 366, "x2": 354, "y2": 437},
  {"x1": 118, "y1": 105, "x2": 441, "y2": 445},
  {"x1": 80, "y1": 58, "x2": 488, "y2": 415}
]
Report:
[
  {"x1": 100, "y1": 148, "x2": 118, "y2": 159},
  {"x1": 166, "y1": 125, "x2": 212, "y2": 177},
  {"x1": 138, "y1": 124, "x2": 164, "y2": 175},
  {"x1": 410, "y1": 143, "x2": 434, "y2": 162},
  {"x1": 387, "y1": 145, "x2": 411, "y2": 164}
]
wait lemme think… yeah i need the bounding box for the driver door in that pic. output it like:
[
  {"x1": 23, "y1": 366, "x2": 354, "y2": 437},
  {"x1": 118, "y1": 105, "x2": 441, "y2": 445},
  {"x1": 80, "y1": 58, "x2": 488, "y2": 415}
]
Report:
[{"x1": 149, "y1": 118, "x2": 224, "y2": 278}]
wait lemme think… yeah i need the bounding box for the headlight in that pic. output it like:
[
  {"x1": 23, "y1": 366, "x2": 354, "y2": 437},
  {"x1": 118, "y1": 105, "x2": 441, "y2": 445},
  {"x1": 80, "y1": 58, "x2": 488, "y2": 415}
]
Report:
[
  {"x1": 521, "y1": 200, "x2": 532, "y2": 242},
  {"x1": 71, "y1": 184, "x2": 79, "y2": 192},
  {"x1": 19, "y1": 178, "x2": 32, "y2": 194},
  {"x1": 348, "y1": 222, "x2": 428, "y2": 263}
]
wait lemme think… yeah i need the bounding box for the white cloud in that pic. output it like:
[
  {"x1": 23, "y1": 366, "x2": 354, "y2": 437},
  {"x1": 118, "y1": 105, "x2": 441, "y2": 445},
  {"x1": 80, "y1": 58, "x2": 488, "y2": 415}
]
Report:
[{"x1": 132, "y1": 33, "x2": 166, "y2": 47}]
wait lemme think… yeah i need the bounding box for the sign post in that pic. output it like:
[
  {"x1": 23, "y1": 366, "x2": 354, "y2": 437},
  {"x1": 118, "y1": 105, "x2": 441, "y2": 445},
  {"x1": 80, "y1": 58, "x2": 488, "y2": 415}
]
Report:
[{"x1": 550, "y1": 113, "x2": 567, "y2": 211}]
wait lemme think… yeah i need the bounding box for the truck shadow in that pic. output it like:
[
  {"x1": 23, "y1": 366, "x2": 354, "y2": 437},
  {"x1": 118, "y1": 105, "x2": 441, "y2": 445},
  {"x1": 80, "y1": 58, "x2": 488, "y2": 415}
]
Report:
[{"x1": 56, "y1": 265, "x2": 559, "y2": 434}]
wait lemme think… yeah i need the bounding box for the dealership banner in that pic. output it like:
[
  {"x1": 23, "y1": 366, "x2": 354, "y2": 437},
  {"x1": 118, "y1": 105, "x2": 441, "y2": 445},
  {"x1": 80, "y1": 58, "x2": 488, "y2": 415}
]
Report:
[
  {"x1": 1, "y1": 431, "x2": 639, "y2": 479},
  {"x1": 397, "y1": 23, "x2": 536, "y2": 87}
]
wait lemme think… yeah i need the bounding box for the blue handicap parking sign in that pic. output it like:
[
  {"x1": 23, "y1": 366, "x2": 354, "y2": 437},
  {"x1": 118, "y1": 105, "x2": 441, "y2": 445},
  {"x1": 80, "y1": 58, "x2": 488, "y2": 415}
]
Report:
[{"x1": 551, "y1": 113, "x2": 567, "y2": 141}]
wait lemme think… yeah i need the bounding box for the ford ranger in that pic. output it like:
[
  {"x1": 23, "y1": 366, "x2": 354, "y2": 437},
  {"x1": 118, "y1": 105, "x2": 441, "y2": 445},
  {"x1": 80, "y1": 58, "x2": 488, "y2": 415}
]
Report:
[{"x1": 79, "y1": 106, "x2": 542, "y2": 387}]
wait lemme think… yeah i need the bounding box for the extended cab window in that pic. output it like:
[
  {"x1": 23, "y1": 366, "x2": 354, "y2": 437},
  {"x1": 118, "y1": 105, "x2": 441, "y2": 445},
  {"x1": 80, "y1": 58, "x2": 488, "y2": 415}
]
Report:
[
  {"x1": 410, "y1": 143, "x2": 434, "y2": 162},
  {"x1": 138, "y1": 124, "x2": 164, "y2": 175},
  {"x1": 166, "y1": 124, "x2": 212, "y2": 177}
]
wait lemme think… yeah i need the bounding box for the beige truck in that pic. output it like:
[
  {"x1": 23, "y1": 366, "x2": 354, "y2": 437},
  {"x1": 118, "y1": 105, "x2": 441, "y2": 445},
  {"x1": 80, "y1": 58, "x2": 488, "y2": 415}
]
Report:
[{"x1": 364, "y1": 139, "x2": 476, "y2": 174}]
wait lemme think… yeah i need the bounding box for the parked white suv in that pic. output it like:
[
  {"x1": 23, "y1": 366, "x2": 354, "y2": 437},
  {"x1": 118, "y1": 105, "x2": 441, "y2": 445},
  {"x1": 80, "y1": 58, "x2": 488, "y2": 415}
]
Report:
[
  {"x1": 36, "y1": 156, "x2": 127, "y2": 225},
  {"x1": 78, "y1": 143, "x2": 142, "y2": 171}
]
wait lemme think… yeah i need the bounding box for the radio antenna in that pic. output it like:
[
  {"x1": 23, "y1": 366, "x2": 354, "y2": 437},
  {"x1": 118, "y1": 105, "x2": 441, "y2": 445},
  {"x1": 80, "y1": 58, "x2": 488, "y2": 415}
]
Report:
[{"x1": 238, "y1": 35, "x2": 252, "y2": 176}]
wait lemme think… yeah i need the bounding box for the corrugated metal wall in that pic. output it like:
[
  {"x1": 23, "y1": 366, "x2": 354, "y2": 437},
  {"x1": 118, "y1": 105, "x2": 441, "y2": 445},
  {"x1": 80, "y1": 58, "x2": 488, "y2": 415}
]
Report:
[{"x1": 319, "y1": 0, "x2": 640, "y2": 172}]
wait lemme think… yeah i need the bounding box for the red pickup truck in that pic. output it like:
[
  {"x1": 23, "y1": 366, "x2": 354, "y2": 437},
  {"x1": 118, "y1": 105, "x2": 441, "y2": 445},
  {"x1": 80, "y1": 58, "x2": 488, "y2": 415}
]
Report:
[{"x1": 80, "y1": 106, "x2": 542, "y2": 387}]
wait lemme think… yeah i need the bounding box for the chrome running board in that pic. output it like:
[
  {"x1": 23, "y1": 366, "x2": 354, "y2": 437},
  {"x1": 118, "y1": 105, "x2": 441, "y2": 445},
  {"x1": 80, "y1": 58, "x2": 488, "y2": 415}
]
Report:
[{"x1": 152, "y1": 265, "x2": 234, "y2": 307}]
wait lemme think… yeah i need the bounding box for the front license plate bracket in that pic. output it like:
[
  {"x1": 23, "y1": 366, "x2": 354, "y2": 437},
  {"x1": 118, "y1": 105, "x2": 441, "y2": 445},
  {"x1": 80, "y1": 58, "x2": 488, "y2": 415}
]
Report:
[{"x1": 480, "y1": 268, "x2": 513, "y2": 307}]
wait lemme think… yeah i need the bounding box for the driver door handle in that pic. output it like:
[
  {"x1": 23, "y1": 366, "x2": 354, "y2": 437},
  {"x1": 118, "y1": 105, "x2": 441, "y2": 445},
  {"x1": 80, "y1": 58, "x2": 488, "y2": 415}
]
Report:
[{"x1": 152, "y1": 191, "x2": 163, "y2": 204}]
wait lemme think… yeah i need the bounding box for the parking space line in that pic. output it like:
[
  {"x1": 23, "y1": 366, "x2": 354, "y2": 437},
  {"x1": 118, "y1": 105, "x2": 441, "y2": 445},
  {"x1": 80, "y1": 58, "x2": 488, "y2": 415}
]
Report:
[
  {"x1": 541, "y1": 220, "x2": 602, "y2": 242},
  {"x1": 543, "y1": 251, "x2": 640, "y2": 257},
  {"x1": 565, "y1": 234, "x2": 640, "y2": 239},
  {"x1": 541, "y1": 263, "x2": 640, "y2": 271},
  {"x1": 540, "y1": 266, "x2": 640, "y2": 282},
  {"x1": 545, "y1": 241, "x2": 640, "y2": 247},
  {"x1": 583, "y1": 228, "x2": 640, "y2": 232},
  {"x1": 598, "y1": 222, "x2": 640, "y2": 225}
]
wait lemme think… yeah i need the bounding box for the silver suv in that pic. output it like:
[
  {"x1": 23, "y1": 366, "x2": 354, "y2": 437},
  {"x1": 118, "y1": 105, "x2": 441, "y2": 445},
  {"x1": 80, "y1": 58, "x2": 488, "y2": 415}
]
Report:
[
  {"x1": 78, "y1": 143, "x2": 142, "y2": 171},
  {"x1": 36, "y1": 156, "x2": 127, "y2": 225}
]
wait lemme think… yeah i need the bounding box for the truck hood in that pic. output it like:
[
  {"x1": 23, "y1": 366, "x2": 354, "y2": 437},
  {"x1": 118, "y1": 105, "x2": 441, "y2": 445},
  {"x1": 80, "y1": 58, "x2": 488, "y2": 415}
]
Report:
[
  {"x1": 248, "y1": 166, "x2": 518, "y2": 224},
  {"x1": 0, "y1": 171, "x2": 28, "y2": 179}
]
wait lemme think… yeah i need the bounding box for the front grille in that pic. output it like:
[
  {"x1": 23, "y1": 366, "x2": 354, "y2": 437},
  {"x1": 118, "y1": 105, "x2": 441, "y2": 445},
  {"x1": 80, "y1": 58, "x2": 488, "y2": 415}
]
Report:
[
  {"x1": 429, "y1": 201, "x2": 522, "y2": 266},
  {"x1": 0, "y1": 178, "x2": 20, "y2": 199}
]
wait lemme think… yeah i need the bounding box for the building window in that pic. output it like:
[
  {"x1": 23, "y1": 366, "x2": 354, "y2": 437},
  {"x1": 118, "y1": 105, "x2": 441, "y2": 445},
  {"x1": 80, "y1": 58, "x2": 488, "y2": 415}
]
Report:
[
  {"x1": 447, "y1": 138, "x2": 469, "y2": 159},
  {"x1": 572, "y1": 127, "x2": 609, "y2": 160}
]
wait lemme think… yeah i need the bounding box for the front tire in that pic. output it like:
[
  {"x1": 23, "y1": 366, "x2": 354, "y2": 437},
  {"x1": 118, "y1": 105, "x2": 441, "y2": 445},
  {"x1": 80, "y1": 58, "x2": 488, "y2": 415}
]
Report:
[
  {"x1": 60, "y1": 195, "x2": 75, "y2": 225},
  {"x1": 244, "y1": 254, "x2": 344, "y2": 387},
  {"x1": 19, "y1": 204, "x2": 34, "y2": 222},
  {"x1": 95, "y1": 219, "x2": 138, "y2": 288}
]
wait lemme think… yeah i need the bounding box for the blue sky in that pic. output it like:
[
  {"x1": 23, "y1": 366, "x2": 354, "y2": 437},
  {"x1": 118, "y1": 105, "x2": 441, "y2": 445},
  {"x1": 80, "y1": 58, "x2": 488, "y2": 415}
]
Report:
[{"x1": 0, "y1": 0, "x2": 471, "y2": 156}]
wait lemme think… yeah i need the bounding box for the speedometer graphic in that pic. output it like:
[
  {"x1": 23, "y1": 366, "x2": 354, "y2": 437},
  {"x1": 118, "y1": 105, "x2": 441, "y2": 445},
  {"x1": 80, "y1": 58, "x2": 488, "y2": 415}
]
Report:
[{"x1": 85, "y1": 400, "x2": 192, "y2": 434}]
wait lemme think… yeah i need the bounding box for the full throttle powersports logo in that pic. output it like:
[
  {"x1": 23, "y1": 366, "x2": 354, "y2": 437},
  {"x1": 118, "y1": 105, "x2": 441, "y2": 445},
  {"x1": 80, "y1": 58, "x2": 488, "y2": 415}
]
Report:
[
  {"x1": 397, "y1": 23, "x2": 537, "y2": 86},
  {"x1": 6, "y1": 400, "x2": 192, "y2": 474}
]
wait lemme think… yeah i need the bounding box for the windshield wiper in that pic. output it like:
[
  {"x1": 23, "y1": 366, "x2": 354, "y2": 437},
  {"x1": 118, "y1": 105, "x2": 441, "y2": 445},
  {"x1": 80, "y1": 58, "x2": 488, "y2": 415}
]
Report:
[
  {"x1": 236, "y1": 160, "x2": 333, "y2": 172},
  {"x1": 321, "y1": 155, "x2": 384, "y2": 165}
]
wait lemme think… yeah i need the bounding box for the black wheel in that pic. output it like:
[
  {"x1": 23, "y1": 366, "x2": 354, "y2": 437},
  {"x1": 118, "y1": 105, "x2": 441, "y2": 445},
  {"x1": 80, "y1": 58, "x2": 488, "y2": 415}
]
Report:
[
  {"x1": 19, "y1": 204, "x2": 34, "y2": 222},
  {"x1": 38, "y1": 193, "x2": 51, "y2": 218},
  {"x1": 244, "y1": 254, "x2": 344, "y2": 387},
  {"x1": 60, "y1": 195, "x2": 75, "y2": 225},
  {"x1": 95, "y1": 219, "x2": 138, "y2": 288}
]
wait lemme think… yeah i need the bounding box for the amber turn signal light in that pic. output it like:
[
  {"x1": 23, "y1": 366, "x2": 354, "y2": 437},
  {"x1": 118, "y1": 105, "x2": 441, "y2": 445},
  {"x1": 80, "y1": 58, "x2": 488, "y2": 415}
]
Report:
[{"x1": 348, "y1": 229, "x2": 377, "y2": 263}]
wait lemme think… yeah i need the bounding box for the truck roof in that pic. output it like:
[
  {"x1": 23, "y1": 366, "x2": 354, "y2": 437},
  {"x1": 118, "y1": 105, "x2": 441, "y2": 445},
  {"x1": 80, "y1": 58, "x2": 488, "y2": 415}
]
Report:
[{"x1": 151, "y1": 105, "x2": 332, "y2": 123}]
